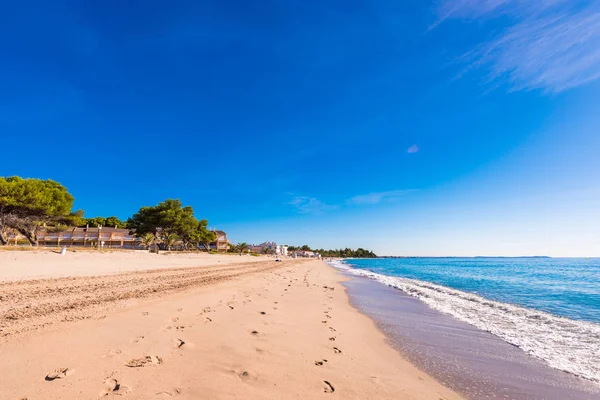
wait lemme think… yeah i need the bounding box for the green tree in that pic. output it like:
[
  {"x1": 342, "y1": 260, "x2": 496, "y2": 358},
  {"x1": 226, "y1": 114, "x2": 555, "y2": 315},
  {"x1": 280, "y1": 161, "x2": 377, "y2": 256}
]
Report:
[
  {"x1": 127, "y1": 199, "x2": 204, "y2": 251},
  {"x1": 162, "y1": 232, "x2": 179, "y2": 251},
  {"x1": 238, "y1": 242, "x2": 248, "y2": 255},
  {"x1": 192, "y1": 219, "x2": 216, "y2": 251},
  {"x1": 84, "y1": 216, "x2": 125, "y2": 228},
  {"x1": 228, "y1": 243, "x2": 239, "y2": 254},
  {"x1": 0, "y1": 177, "x2": 75, "y2": 245},
  {"x1": 140, "y1": 232, "x2": 155, "y2": 249}
]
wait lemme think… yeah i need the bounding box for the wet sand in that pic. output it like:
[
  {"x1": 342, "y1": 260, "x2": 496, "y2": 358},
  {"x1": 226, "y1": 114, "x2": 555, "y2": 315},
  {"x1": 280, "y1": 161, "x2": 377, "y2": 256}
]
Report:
[
  {"x1": 0, "y1": 253, "x2": 460, "y2": 399},
  {"x1": 342, "y1": 273, "x2": 600, "y2": 400}
]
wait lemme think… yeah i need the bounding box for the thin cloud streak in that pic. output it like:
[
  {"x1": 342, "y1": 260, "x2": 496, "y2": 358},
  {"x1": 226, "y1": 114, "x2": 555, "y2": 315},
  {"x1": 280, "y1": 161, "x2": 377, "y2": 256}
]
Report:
[
  {"x1": 436, "y1": 0, "x2": 600, "y2": 92},
  {"x1": 288, "y1": 196, "x2": 338, "y2": 215},
  {"x1": 288, "y1": 190, "x2": 416, "y2": 214},
  {"x1": 347, "y1": 190, "x2": 417, "y2": 206}
]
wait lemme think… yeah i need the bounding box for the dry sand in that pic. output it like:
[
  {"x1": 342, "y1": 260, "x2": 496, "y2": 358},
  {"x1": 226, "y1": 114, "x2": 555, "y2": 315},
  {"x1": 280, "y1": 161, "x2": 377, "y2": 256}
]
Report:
[
  {"x1": 0, "y1": 250, "x2": 462, "y2": 399},
  {"x1": 0, "y1": 249, "x2": 267, "y2": 281}
]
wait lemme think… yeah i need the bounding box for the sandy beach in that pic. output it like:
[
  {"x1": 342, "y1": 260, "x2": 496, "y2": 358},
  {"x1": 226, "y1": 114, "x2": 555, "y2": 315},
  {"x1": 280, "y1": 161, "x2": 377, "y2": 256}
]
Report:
[{"x1": 0, "y1": 250, "x2": 461, "y2": 399}]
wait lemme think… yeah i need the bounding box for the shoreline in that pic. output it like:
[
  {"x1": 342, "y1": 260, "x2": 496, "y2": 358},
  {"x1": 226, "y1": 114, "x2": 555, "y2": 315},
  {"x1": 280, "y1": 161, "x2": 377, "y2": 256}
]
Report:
[
  {"x1": 0, "y1": 252, "x2": 461, "y2": 399},
  {"x1": 338, "y1": 266, "x2": 600, "y2": 399}
]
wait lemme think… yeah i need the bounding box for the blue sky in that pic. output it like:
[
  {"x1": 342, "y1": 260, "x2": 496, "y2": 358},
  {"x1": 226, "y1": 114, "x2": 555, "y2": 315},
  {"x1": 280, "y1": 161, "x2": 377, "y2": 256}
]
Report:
[{"x1": 2, "y1": 0, "x2": 599, "y2": 256}]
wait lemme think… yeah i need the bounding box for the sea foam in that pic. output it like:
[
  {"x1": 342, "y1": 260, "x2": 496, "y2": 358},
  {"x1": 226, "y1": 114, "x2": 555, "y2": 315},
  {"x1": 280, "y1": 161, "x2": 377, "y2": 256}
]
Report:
[{"x1": 329, "y1": 260, "x2": 600, "y2": 383}]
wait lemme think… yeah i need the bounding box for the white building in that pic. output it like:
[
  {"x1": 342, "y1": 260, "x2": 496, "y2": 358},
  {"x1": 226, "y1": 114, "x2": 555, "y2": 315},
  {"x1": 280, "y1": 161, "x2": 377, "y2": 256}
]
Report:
[{"x1": 276, "y1": 245, "x2": 288, "y2": 257}]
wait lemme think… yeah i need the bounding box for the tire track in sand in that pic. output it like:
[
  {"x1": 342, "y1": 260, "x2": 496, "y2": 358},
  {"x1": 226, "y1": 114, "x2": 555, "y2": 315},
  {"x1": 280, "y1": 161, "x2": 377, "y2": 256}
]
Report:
[{"x1": 0, "y1": 260, "x2": 294, "y2": 338}]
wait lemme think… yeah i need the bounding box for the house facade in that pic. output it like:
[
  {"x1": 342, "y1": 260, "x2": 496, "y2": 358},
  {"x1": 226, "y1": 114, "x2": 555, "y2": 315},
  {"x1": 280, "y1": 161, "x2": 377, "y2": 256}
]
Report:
[
  {"x1": 36, "y1": 226, "x2": 138, "y2": 248},
  {"x1": 209, "y1": 229, "x2": 230, "y2": 252}
]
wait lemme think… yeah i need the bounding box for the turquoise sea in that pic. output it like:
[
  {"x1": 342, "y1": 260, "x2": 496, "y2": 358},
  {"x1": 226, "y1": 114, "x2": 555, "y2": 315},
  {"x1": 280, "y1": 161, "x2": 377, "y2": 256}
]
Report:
[{"x1": 330, "y1": 257, "x2": 600, "y2": 383}]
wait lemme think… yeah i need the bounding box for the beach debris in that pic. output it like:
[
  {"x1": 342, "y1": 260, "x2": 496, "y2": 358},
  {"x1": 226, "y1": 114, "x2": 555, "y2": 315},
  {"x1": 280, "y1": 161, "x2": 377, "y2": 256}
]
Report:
[
  {"x1": 124, "y1": 356, "x2": 162, "y2": 368},
  {"x1": 323, "y1": 380, "x2": 335, "y2": 393},
  {"x1": 45, "y1": 368, "x2": 69, "y2": 381}
]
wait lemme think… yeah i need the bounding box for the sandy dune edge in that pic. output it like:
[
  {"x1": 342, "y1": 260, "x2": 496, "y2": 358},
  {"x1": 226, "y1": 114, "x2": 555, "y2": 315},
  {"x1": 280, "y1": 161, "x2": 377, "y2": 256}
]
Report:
[{"x1": 0, "y1": 257, "x2": 462, "y2": 399}]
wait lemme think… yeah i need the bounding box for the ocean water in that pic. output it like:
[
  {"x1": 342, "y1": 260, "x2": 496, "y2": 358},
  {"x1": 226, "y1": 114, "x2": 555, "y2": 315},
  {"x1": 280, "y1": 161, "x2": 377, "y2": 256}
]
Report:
[{"x1": 331, "y1": 257, "x2": 600, "y2": 384}]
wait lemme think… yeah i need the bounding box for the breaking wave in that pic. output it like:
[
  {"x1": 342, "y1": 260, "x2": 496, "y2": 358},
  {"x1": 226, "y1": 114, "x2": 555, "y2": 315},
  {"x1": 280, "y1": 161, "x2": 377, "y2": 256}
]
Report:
[{"x1": 329, "y1": 260, "x2": 600, "y2": 383}]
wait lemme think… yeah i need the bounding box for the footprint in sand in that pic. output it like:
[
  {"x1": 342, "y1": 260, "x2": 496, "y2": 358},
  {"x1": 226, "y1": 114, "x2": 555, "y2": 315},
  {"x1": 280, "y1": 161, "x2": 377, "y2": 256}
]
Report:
[
  {"x1": 155, "y1": 388, "x2": 182, "y2": 397},
  {"x1": 124, "y1": 356, "x2": 163, "y2": 368},
  {"x1": 325, "y1": 315, "x2": 331, "y2": 319},
  {"x1": 142, "y1": 312, "x2": 149, "y2": 316},
  {"x1": 45, "y1": 368, "x2": 70, "y2": 381},
  {"x1": 329, "y1": 337, "x2": 336, "y2": 341},
  {"x1": 204, "y1": 317, "x2": 212, "y2": 323},
  {"x1": 329, "y1": 327, "x2": 336, "y2": 332},
  {"x1": 131, "y1": 335, "x2": 145, "y2": 343},
  {"x1": 102, "y1": 349, "x2": 122, "y2": 358},
  {"x1": 251, "y1": 330, "x2": 259, "y2": 335},
  {"x1": 171, "y1": 317, "x2": 179, "y2": 322},
  {"x1": 321, "y1": 320, "x2": 328, "y2": 324},
  {"x1": 174, "y1": 339, "x2": 185, "y2": 349},
  {"x1": 260, "y1": 311, "x2": 266, "y2": 315},
  {"x1": 99, "y1": 378, "x2": 119, "y2": 397},
  {"x1": 323, "y1": 380, "x2": 335, "y2": 393},
  {"x1": 314, "y1": 359, "x2": 328, "y2": 366},
  {"x1": 333, "y1": 347, "x2": 342, "y2": 354}
]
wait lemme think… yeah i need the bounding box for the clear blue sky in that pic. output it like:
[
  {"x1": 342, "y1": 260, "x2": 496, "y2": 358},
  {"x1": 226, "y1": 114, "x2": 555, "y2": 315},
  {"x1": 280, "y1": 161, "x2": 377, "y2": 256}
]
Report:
[{"x1": 2, "y1": 1, "x2": 599, "y2": 256}]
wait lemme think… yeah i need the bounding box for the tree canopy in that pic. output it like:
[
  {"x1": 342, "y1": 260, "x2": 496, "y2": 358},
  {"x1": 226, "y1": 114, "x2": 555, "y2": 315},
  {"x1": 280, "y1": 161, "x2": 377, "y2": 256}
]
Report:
[
  {"x1": 127, "y1": 199, "x2": 215, "y2": 250},
  {"x1": 84, "y1": 216, "x2": 126, "y2": 228},
  {"x1": 0, "y1": 177, "x2": 75, "y2": 245},
  {"x1": 0, "y1": 176, "x2": 73, "y2": 217}
]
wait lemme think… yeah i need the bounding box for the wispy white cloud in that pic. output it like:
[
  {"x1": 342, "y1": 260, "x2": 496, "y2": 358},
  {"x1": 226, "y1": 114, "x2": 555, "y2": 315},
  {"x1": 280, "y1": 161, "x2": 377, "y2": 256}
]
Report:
[
  {"x1": 407, "y1": 144, "x2": 419, "y2": 153},
  {"x1": 436, "y1": 0, "x2": 600, "y2": 92},
  {"x1": 347, "y1": 190, "x2": 416, "y2": 206},
  {"x1": 288, "y1": 196, "x2": 338, "y2": 215}
]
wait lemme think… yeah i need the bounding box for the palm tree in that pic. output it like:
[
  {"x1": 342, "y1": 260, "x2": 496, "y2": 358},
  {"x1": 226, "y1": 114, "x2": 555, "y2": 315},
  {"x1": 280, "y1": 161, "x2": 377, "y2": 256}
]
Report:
[
  {"x1": 238, "y1": 242, "x2": 248, "y2": 256},
  {"x1": 140, "y1": 233, "x2": 155, "y2": 249},
  {"x1": 162, "y1": 233, "x2": 178, "y2": 251}
]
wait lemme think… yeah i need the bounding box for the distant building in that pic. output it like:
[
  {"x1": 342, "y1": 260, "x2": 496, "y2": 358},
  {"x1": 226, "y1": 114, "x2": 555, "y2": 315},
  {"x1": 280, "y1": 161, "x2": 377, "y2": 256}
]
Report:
[
  {"x1": 293, "y1": 250, "x2": 319, "y2": 258},
  {"x1": 276, "y1": 245, "x2": 288, "y2": 257},
  {"x1": 209, "y1": 229, "x2": 230, "y2": 252},
  {"x1": 36, "y1": 226, "x2": 138, "y2": 248},
  {"x1": 249, "y1": 241, "x2": 278, "y2": 254}
]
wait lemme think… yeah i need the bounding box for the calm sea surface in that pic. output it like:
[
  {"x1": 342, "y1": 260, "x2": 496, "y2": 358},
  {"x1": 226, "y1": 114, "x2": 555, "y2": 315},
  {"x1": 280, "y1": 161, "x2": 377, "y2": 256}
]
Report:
[{"x1": 332, "y1": 257, "x2": 600, "y2": 383}]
